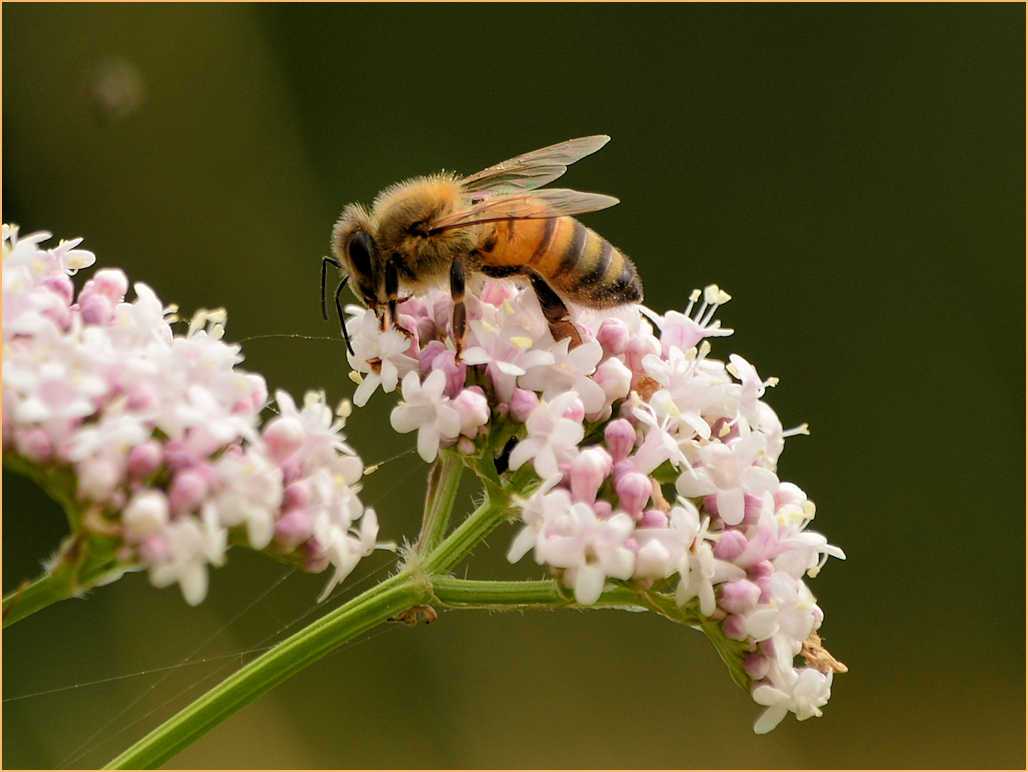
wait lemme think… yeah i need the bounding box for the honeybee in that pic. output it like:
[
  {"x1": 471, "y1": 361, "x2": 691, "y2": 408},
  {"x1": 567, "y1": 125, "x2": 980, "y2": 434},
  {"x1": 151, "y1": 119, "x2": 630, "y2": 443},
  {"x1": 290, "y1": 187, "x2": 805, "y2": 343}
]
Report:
[{"x1": 323, "y1": 135, "x2": 642, "y2": 353}]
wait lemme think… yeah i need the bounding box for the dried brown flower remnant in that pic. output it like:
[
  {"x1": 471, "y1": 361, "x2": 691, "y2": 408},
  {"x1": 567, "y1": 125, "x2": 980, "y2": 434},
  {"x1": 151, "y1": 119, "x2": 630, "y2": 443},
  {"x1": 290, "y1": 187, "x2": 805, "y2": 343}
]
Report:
[{"x1": 802, "y1": 631, "x2": 848, "y2": 674}]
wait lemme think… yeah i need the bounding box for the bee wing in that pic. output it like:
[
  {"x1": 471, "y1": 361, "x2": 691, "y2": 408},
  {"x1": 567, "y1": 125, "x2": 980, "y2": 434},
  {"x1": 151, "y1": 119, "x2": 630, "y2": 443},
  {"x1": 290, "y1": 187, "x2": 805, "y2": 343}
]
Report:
[
  {"x1": 460, "y1": 135, "x2": 611, "y2": 194},
  {"x1": 428, "y1": 188, "x2": 619, "y2": 232}
]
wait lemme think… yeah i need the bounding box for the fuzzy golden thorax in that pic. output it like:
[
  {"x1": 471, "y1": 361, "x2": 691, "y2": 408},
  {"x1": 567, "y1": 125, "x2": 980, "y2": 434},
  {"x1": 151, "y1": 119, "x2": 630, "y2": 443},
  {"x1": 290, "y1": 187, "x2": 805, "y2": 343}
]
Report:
[{"x1": 369, "y1": 174, "x2": 478, "y2": 292}]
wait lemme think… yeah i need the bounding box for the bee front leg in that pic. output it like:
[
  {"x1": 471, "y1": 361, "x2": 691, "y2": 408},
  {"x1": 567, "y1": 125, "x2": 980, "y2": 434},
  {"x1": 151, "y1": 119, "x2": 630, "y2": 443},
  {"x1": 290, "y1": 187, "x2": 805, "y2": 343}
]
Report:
[
  {"x1": 384, "y1": 257, "x2": 401, "y2": 331},
  {"x1": 528, "y1": 272, "x2": 582, "y2": 348},
  {"x1": 450, "y1": 256, "x2": 467, "y2": 357}
]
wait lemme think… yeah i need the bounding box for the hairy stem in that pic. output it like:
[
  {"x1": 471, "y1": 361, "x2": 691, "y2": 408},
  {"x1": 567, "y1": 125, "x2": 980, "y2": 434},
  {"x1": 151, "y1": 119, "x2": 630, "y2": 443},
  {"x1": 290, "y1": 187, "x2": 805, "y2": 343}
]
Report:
[
  {"x1": 432, "y1": 577, "x2": 644, "y2": 611},
  {"x1": 3, "y1": 568, "x2": 76, "y2": 628},
  {"x1": 415, "y1": 451, "x2": 464, "y2": 555}
]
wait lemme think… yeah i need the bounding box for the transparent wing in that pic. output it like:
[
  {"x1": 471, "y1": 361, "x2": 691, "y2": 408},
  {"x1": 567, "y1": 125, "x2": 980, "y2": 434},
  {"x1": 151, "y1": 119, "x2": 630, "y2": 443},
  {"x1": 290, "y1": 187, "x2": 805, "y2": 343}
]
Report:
[
  {"x1": 429, "y1": 188, "x2": 619, "y2": 232},
  {"x1": 460, "y1": 135, "x2": 611, "y2": 194}
]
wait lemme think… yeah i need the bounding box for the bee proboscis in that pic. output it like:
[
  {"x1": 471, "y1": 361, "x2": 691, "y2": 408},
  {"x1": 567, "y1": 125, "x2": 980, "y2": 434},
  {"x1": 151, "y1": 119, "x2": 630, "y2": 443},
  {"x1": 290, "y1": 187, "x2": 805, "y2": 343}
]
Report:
[{"x1": 324, "y1": 135, "x2": 642, "y2": 353}]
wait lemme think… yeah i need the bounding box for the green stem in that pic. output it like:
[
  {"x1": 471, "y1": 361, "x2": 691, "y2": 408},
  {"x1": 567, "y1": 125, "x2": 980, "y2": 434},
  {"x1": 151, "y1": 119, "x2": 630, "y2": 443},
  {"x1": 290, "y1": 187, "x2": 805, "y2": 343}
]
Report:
[
  {"x1": 421, "y1": 489, "x2": 514, "y2": 575},
  {"x1": 432, "y1": 577, "x2": 644, "y2": 611},
  {"x1": 415, "y1": 451, "x2": 464, "y2": 555},
  {"x1": 3, "y1": 569, "x2": 76, "y2": 628},
  {"x1": 105, "y1": 570, "x2": 431, "y2": 770}
]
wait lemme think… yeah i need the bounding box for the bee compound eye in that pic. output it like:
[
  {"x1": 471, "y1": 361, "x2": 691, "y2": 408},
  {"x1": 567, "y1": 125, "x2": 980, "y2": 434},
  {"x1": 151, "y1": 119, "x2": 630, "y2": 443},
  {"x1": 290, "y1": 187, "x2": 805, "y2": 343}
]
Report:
[{"x1": 347, "y1": 231, "x2": 375, "y2": 276}]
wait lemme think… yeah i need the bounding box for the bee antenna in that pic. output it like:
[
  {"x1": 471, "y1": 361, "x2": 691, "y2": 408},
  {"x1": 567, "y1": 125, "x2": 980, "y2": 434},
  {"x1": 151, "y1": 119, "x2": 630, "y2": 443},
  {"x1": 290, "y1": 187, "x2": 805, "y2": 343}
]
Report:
[
  {"x1": 333, "y1": 275, "x2": 355, "y2": 356},
  {"x1": 320, "y1": 256, "x2": 341, "y2": 321}
]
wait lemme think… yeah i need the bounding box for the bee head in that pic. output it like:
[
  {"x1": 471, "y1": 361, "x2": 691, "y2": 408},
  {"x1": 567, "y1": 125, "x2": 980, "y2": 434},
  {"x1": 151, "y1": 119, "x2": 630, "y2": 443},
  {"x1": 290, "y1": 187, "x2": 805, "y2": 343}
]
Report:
[{"x1": 331, "y1": 204, "x2": 383, "y2": 309}]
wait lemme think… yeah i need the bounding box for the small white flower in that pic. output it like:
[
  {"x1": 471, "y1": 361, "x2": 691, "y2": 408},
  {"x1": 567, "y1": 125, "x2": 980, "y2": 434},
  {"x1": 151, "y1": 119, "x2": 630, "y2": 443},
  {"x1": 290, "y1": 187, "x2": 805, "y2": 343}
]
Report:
[
  {"x1": 675, "y1": 431, "x2": 779, "y2": 525},
  {"x1": 535, "y1": 501, "x2": 636, "y2": 605},
  {"x1": 462, "y1": 303, "x2": 554, "y2": 402},
  {"x1": 752, "y1": 666, "x2": 833, "y2": 734},
  {"x1": 508, "y1": 392, "x2": 585, "y2": 479},
  {"x1": 389, "y1": 370, "x2": 461, "y2": 462},
  {"x1": 346, "y1": 308, "x2": 418, "y2": 407},
  {"x1": 518, "y1": 337, "x2": 606, "y2": 415},
  {"x1": 507, "y1": 475, "x2": 568, "y2": 563}
]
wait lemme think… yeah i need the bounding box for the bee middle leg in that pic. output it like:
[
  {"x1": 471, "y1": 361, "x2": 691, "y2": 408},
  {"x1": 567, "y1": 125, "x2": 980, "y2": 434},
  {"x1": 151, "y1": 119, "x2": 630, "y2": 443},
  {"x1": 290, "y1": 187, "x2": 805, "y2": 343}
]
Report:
[
  {"x1": 450, "y1": 256, "x2": 466, "y2": 356},
  {"x1": 527, "y1": 271, "x2": 582, "y2": 348}
]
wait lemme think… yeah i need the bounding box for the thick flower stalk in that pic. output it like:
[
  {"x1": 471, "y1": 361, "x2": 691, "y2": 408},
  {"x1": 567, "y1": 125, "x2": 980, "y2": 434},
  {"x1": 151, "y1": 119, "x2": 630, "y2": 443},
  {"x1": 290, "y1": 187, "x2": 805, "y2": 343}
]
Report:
[
  {"x1": 2, "y1": 226, "x2": 378, "y2": 617},
  {"x1": 347, "y1": 277, "x2": 847, "y2": 734}
]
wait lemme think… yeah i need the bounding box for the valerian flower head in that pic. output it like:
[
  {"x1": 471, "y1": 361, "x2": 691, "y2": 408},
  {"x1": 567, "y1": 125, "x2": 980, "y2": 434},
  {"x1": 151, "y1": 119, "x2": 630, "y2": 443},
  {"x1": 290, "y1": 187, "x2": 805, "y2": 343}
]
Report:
[
  {"x1": 341, "y1": 272, "x2": 846, "y2": 734},
  {"x1": 3, "y1": 227, "x2": 380, "y2": 605}
]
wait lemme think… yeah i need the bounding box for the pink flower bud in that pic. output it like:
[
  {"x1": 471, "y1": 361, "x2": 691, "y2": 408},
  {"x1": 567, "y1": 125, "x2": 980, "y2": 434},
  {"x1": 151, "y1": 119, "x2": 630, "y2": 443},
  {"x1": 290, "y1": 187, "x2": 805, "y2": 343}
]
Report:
[
  {"x1": 604, "y1": 419, "x2": 636, "y2": 461},
  {"x1": 453, "y1": 387, "x2": 489, "y2": 437},
  {"x1": 41, "y1": 275, "x2": 74, "y2": 305},
  {"x1": 91, "y1": 269, "x2": 129, "y2": 301},
  {"x1": 263, "y1": 416, "x2": 305, "y2": 462},
  {"x1": 126, "y1": 383, "x2": 159, "y2": 412},
  {"x1": 714, "y1": 530, "x2": 748, "y2": 561},
  {"x1": 722, "y1": 614, "x2": 748, "y2": 640},
  {"x1": 275, "y1": 507, "x2": 313, "y2": 549},
  {"x1": 162, "y1": 439, "x2": 197, "y2": 471},
  {"x1": 418, "y1": 340, "x2": 448, "y2": 377},
  {"x1": 774, "y1": 482, "x2": 807, "y2": 509},
  {"x1": 612, "y1": 458, "x2": 635, "y2": 484},
  {"x1": 457, "y1": 437, "x2": 476, "y2": 454},
  {"x1": 624, "y1": 334, "x2": 660, "y2": 376},
  {"x1": 592, "y1": 500, "x2": 613, "y2": 519},
  {"x1": 77, "y1": 457, "x2": 121, "y2": 501},
  {"x1": 304, "y1": 539, "x2": 330, "y2": 573},
  {"x1": 561, "y1": 397, "x2": 585, "y2": 422},
  {"x1": 639, "y1": 509, "x2": 668, "y2": 528},
  {"x1": 593, "y1": 357, "x2": 632, "y2": 402},
  {"x1": 616, "y1": 471, "x2": 651, "y2": 516},
  {"x1": 280, "y1": 457, "x2": 303, "y2": 484},
  {"x1": 283, "y1": 480, "x2": 311, "y2": 510},
  {"x1": 169, "y1": 469, "x2": 208, "y2": 514},
  {"x1": 749, "y1": 560, "x2": 774, "y2": 581},
  {"x1": 16, "y1": 428, "x2": 53, "y2": 463},
  {"x1": 138, "y1": 534, "x2": 170, "y2": 563},
  {"x1": 124, "y1": 490, "x2": 169, "y2": 539},
  {"x1": 719, "y1": 579, "x2": 761, "y2": 614},
  {"x1": 79, "y1": 293, "x2": 113, "y2": 325},
  {"x1": 127, "y1": 440, "x2": 163, "y2": 479},
  {"x1": 596, "y1": 318, "x2": 630, "y2": 355},
  {"x1": 744, "y1": 652, "x2": 771, "y2": 680},
  {"x1": 568, "y1": 447, "x2": 612, "y2": 503},
  {"x1": 509, "y1": 388, "x2": 539, "y2": 422}
]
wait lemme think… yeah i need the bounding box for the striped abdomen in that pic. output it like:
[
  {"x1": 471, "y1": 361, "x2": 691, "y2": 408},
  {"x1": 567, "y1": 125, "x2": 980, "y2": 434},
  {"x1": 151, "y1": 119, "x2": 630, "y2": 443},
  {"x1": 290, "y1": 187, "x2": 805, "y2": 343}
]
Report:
[{"x1": 478, "y1": 216, "x2": 643, "y2": 308}]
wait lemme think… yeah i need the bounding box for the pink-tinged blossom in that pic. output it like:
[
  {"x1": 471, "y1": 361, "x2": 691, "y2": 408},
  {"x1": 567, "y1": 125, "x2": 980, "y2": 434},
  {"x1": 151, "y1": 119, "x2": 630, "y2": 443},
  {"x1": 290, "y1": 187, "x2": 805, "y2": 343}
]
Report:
[
  {"x1": 641, "y1": 284, "x2": 734, "y2": 356},
  {"x1": 345, "y1": 307, "x2": 418, "y2": 407},
  {"x1": 3, "y1": 228, "x2": 381, "y2": 606},
  {"x1": 676, "y1": 432, "x2": 779, "y2": 525},
  {"x1": 508, "y1": 392, "x2": 585, "y2": 479},
  {"x1": 752, "y1": 664, "x2": 833, "y2": 734},
  {"x1": 517, "y1": 337, "x2": 606, "y2": 415},
  {"x1": 535, "y1": 502, "x2": 636, "y2": 605},
  {"x1": 331, "y1": 266, "x2": 844, "y2": 734},
  {"x1": 462, "y1": 305, "x2": 554, "y2": 401}
]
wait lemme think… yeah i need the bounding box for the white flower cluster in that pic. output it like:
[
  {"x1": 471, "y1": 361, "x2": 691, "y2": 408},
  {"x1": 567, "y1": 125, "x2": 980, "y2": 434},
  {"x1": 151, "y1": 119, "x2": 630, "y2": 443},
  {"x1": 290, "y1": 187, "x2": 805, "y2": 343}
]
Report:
[
  {"x1": 345, "y1": 276, "x2": 845, "y2": 733},
  {"x1": 2, "y1": 226, "x2": 377, "y2": 605}
]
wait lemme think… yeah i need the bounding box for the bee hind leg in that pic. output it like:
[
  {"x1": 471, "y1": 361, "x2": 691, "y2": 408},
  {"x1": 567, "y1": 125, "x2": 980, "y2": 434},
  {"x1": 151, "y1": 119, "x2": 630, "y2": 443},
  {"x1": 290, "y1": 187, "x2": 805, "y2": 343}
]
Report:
[{"x1": 528, "y1": 272, "x2": 582, "y2": 348}]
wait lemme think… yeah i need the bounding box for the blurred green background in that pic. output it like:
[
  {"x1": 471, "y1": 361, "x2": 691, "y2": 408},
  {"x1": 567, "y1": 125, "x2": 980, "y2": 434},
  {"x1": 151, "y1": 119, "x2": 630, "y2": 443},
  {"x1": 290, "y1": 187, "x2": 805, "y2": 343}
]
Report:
[{"x1": 3, "y1": 3, "x2": 1024, "y2": 769}]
